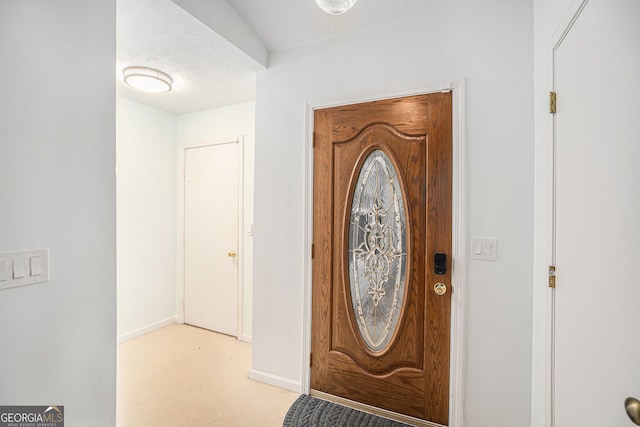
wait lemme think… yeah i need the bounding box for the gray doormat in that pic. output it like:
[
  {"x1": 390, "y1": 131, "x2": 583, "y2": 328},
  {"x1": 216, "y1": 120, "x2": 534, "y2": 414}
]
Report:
[{"x1": 283, "y1": 395, "x2": 414, "y2": 427}]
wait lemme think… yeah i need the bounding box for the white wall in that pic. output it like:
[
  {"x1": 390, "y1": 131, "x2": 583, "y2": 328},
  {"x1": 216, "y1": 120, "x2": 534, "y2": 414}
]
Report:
[
  {"x1": 251, "y1": 1, "x2": 534, "y2": 425},
  {"x1": 531, "y1": 0, "x2": 575, "y2": 426},
  {"x1": 0, "y1": 2, "x2": 116, "y2": 425},
  {"x1": 116, "y1": 97, "x2": 178, "y2": 341},
  {"x1": 177, "y1": 102, "x2": 256, "y2": 341},
  {"x1": 115, "y1": 100, "x2": 254, "y2": 341}
]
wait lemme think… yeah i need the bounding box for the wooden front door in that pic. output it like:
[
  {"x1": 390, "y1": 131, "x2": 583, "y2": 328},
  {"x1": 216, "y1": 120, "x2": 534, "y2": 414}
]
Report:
[{"x1": 311, "y1": 93, "x2": 452, "y2": 425}]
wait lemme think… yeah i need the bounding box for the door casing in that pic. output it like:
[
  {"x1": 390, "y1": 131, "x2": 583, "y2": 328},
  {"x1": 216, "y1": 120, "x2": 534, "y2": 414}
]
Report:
[{"x1": 301, "y1": 81, "x2": 467, "y2": 426}]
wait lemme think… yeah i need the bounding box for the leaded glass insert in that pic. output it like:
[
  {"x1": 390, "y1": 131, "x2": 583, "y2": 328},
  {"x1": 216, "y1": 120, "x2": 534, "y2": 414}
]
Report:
[{"x1": 348, "y1": 150, "x2": 407, "y2": 352}]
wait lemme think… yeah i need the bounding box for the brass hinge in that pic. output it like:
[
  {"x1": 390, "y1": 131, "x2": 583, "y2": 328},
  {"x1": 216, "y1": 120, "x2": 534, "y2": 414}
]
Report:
[
  {"x1": 312, "y1": 132, "x2": 316, "y2": 148},
  {"x1": 548, "y1": 265, "x2": 556, "y2": 288},
  {"x1": 311, "y1": 243, "x2": 315, "y2": 259},
  {"x1": 550, "y1": 91, "x2": 557, "y2": 114},
  {"x1": 309, "y1": 353, "x2": 312, "y2": 367}
]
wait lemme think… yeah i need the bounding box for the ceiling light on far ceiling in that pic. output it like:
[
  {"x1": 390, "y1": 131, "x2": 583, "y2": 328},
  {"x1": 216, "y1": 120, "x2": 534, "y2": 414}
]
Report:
[
  {"x1": 315, "y1": 0, "x2": 359, "y2": 15},
  {"x1": 123, "y1": 66, "x2": 173, "y2": 93}
]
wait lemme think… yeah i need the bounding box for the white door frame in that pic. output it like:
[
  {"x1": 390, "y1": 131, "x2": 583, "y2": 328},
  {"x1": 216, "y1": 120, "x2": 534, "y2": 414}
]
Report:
[
  {"x1": 301, "y1": 80, "x2": 467, "y2": 426},
  {"x1": 178, "y1": 136, "x2": 245, "y2": 339},
  {"x1": 546, "y1": 2, "x2": 591, "y2": 426}
]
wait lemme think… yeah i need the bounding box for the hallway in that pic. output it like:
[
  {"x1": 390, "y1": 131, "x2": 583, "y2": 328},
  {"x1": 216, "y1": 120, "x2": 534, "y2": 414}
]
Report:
[{"x1": 117, "y1": 325, "x2": 299, "y2": 426}]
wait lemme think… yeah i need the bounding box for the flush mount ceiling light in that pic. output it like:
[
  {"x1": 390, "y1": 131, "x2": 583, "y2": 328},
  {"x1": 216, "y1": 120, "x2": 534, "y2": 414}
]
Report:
[
  {"x1": 315, "y1": 0, "x2": 358, "y2": 15},
  {"x1": 123, "y1": 66, "x2": 173, "y2": 93}
]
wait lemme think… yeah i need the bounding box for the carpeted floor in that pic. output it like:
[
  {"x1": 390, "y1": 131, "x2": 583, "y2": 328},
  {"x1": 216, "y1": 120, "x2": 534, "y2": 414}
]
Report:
[
  {"x1": 283, "y1": 395, "x2": 413, "y2": 427},
  {"x1": 117, "y1": 324, "x2": 299, "y2": 426}
]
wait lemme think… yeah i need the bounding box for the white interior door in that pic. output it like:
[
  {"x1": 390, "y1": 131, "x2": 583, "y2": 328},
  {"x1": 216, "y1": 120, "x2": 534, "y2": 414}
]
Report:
[
  {"x1": 184, "y1": 142, "x2": 239, "y2": 336},
  {"x1": 553, "y1": 0, "x2": 640, "y2": 425}
]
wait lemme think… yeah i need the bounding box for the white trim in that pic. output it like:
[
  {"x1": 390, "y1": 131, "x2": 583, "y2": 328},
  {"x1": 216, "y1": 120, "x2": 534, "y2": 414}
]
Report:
[
  {"x1": 550, "y1": 0, "x2": 590, "y2": 54},
  {"x1": 449, "y1": 79, "x2": 467, "y2": 427},
  {"x1": 240, "y1": 334, "x2": 252, "y2": 344},
  {"x1": 301, "y1": 80, "x2": 467, "y2": 426},
  {"x1": 178, "y1": 136, "x2": 244, "y2": 339},
  {"x1": 236, "y1": 136, "x2": 245, "y2": 340},
  {"x1": 181, "y1": 138, "x2": 239, "y2": 150},
  {"x1": 546, "y1": 2, "x2": 591, "y2": 427},
  {"x1": 303, "y1": 82, "x2": 455, "y2": 112},
  {"x1": 302, "y1": 101, "x2": 314, "y2": 394},
  {"x1": 248, "y1": 369, "x2": 302, "y2": 393},
  {"x1": 117, "y1": 316, "x2": 177, "y2": 344}
]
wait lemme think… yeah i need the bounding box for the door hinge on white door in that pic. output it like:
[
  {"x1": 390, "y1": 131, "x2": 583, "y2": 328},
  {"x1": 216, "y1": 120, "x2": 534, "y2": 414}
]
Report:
[
  {"x1": 550, "y1": 91, "x2": 557, "y2": 114},
  {"x1": 548, "y1": 265, "x2": 556, "y2": 288}
]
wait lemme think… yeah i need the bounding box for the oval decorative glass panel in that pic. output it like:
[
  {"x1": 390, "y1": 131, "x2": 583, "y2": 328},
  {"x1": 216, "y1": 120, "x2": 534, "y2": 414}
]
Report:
[{"x1": 348, "y1": 150, "x2": 407, "y2": 352}]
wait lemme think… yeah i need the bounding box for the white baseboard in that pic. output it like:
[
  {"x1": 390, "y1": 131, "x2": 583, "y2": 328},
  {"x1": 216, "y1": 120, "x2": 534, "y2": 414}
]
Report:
[
  {"x1": 248, "y1": 369, "x2": 302, "y2": 393},
  {"x1": 240, "y1": 334, "x2": 252, "y2": 343},
  {"x1": 117, "y1": 316, "x2": 178, "y2": 343}
]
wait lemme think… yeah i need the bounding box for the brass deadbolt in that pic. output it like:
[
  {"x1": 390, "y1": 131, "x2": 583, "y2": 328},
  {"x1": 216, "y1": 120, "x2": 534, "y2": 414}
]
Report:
[{"x1": 434, "y1": 282, "x2": 447, "y2": 296}]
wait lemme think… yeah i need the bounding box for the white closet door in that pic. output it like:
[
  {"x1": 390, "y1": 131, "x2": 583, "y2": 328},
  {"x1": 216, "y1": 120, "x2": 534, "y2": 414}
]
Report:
[
  {"x1": 554, "y1": 0, "x2": 640, "y2": 425},
  {"x1": 184, "y1": 142, "x2": 239, "y2": 336}
]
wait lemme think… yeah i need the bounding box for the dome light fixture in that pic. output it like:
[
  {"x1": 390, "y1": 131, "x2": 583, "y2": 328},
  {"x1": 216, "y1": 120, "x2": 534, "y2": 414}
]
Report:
[
  {"x1": 315, "y1": 0, "x2": 358, "y2": 15},
  {"x1": 123, "y1": 66, "x2": 173, "y2": 93}
]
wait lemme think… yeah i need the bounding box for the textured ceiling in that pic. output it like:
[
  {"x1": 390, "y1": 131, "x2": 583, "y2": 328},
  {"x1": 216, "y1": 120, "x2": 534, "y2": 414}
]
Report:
[
  {"x1": 117, "y1": 0, "x2": 492, "y2": 115},
  {"x1": 116, "y1": 0, "x2": 262, "y2": 115}
]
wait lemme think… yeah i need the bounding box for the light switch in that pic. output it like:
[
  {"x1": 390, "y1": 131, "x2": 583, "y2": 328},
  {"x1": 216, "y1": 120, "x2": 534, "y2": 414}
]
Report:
[
  {"x1": 0, "y1": 260, "x2": 7, "y2": 281},
  {"x1": 470, "y1": 237, "x2": 497, "y2": 261},
  {"x1": 0, "y1": 249, "x2": 49, "y2": 290},
  {"x1": 30, "y1": 256, "x2": 43, "y2": 276},
  {"x1": 13, "y1": 259, "x2": 26, "y2": 279},
  {"x1": 473, "y1": 241, "x2": 482, "y2": 255}
]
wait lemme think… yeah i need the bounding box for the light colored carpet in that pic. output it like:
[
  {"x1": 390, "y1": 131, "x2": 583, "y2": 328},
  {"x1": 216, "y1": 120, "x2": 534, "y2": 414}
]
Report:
[{"x1": 117, "y1": 324, "x2": 299, "y2": 426}]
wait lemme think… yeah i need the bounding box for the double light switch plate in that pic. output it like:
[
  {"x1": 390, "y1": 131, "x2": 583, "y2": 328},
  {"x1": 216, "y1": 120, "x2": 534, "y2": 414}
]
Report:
[{"x1": 470, "y1": 238, "x2": 497, "y2": 261}]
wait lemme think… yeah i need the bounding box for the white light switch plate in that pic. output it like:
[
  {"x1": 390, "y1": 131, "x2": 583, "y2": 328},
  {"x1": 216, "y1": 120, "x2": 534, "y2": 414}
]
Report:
[
  {"x1": 470, "y1": 237, "x2": 497, "y2": 261},
  {"x1": 0, "y1": 249, "x2": 49, "y2": 290},
  {"x1": 0, "y1": 260, "x2": 7, "y2": 281}
]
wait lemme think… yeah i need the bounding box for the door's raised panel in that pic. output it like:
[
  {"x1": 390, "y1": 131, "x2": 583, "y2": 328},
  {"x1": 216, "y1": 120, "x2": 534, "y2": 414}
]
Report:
[
  {"x1": 327, "y1": 355, "x2": 426, "y2": 419},
  {"x1": 333, "y1": 125, "x2": 425, "y2": 371}
]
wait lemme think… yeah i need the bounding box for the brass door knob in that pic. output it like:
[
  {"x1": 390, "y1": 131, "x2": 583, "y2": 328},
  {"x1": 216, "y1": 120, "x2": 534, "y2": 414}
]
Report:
[
  {"x1": 626, "y1": 397, "x2": 640, "y2": 426},
  {"x1": 228, "y1": 251, "x2": 237, "y2": 258},
  {"x1": 434, "y1": 283, "x2": 447, "y2": 296}
]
